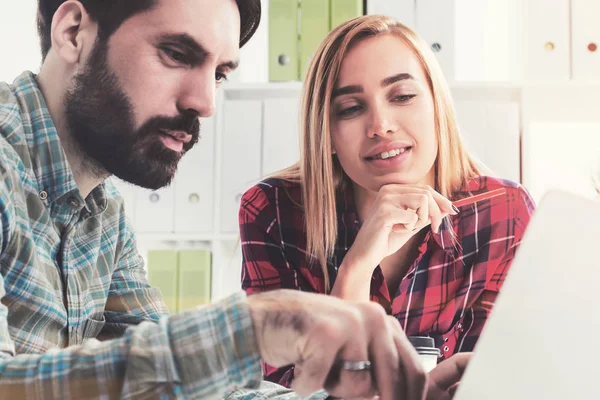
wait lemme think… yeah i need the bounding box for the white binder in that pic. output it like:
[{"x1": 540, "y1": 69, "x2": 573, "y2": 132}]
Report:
[
  {"x1": 219, "y1": 100, "x2": 263, "y2": 234},
  {"x1": 415, "y1": 0, "x2": 457, "y2": 82},
  {"x1": 523, "y1": 0, "x2": 570, "y2": 81},
  {"x1": 134, "y1": 186, "x2": 175, "y2": 233},
  {"x1": 523, "y1": 121, "x2": 600, "y2": 202},
  {"x1": 366, "y1": 0, "x2": 416, "y2": 29},
  {"x1": 233, "y1": 0, "x2": 269, "y2": 83},
  {"x1": 262, "y1": 97, "x2": 301, "y2": 176},
  {"x1": 172, "y1": 115, "x2": 216, "y2": 233},
  {"x1": 454, "y1": 100, "x2": 521, "y2": 183},
  {"x1": 571, "y1": 0, "x2": 600, "y2": 80}
]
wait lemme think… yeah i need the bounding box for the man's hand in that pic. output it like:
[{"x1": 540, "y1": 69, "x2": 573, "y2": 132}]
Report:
[
  {"x1": 426, "y1": 353, "x2": 471, "y2": 400},
  {"x1": 247, "y1": 290, "x2": 428, "y2": 400}
]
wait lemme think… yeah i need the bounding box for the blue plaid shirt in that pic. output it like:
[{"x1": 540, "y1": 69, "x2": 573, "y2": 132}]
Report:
[{"x1": 0, "y1": 71, "x2": 264, "y2": 399}]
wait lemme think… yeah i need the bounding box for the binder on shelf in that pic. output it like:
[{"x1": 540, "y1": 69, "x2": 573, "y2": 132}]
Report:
[
  {"x1": 262, "y1": 98, "x2": 301, "y2": 176},
  {"x1": 134, "y1": 185, "x2": 175, "y2": 233},
  {"x1": 454, "y1": 100, "x2": 520, "y2": 183},
  {"x1": 234, "y1": 0, "x2": 269, "y2": 83},
  {"x1": 367, "y1": 0, "x2": 415, "y2": 29},
  {"x1": 177, "y1": 250, "x2": 212, "y2": 310},
  {"x1": 523, "y1": 0, "x2": 570, "y2": 80},
  {"x1": 147, "y1": 250, "x2": 179, "y2": 312},
  {"x1": 571, "y1": 0, "x2": 600, "y2": 80},
  {"x1": 524, "y1": 121, "x2": 600, "y2": 201},
  {"x1": 330, "y1": 0, "x2": 363, "y2": 31},
  {"x1": 172, "y1": 116, "x2": 215, "y2": 234},
  {"x1": 220, "y1": 100, "x2": 263, "y2": 233},
  {"x1": 269, "y1": 0, "x2": 299, "y2": 81},
  {"x1": 416, "y1": 0, "x2": 457, "y2": 82},
  {"x1": 482, "y1": 102, "x2": 520, "y2": 183},
  {"x1": 300, "y1": 0, "x2": 330, "y2": 79}
]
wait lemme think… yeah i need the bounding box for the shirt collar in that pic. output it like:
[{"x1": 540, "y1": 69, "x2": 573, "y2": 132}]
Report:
[{"x1": 10, "y1": 71, "x2": 107, "y2": 215}]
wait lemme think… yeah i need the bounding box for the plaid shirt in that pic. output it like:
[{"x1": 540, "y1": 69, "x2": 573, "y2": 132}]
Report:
[
  {"x1": 240, "y1": 176, "x2": 535, "y2": 387},
  {"x1": 0, "y1": 71, "x2": 263, "y2": 399}
]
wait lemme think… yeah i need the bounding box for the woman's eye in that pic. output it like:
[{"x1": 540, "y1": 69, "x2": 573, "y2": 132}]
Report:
[
  {"x1": 337, "y1": 105, "x2": 362, "y2": 117},
  {"x1": 393, "y1": 94, "x2": 417, "y2": 102}
]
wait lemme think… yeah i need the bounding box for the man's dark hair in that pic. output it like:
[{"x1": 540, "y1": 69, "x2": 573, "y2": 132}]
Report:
[{"x1": 37, "y1": 0, "x2": 261, "y2": 60}]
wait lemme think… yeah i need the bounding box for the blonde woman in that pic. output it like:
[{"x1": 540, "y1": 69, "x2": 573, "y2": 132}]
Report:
[{"x1": 239, "y1": 15, "x2": 535, "y2": 387}]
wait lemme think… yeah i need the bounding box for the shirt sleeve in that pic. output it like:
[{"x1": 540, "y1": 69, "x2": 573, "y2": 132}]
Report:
[
  {"x1": 238, "y1": 184, "x2": 315, "y2": 387},
  {"x1": 239, "y1": 185, "x2": 317, "y2": 295},
  {"x1": 456, "y1": 184, "x2": 535, "y2": 353},
  {"x1": 224, "y1": 381, "x2": 329, "y2": 400},
  {"x1": 0, "y1": 280, "x2": 263, "y2": 399},
  {"x1": 0, "y1": 164, "x2": 264, "y2": 399}
]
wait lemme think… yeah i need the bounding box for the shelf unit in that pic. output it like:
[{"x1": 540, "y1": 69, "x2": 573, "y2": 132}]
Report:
[{"x1": 4, "y1": 0, "x2": 597, "y2": 303}]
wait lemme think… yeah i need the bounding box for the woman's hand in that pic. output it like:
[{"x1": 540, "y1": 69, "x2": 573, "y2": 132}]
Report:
[
  {"x1": 332, "y1": 185, "x2": 456, "y2": 299},
  {"x1": 426, "y1": 353, "x2": 472, "y2": 399},
  {"x1": 347, "y1": 184, "x2": 455, "y2": 271}
]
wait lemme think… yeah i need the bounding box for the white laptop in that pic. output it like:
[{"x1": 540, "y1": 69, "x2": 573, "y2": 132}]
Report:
[{"x1": 455, "y1": 190, "x2": 600, "y2": 399}]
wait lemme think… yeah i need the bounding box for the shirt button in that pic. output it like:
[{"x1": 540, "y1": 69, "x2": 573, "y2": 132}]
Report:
[
  {"x1": 458, "y1": 323, "x2": 464, "y2": 331},
  {"x1": 69, "y1": 198, "x2": 80, "y2": 208},
  {"x1": 444, "y1": 337, "x2": 449, "y2": 343},
  {"x1": 444, "y1": 346, "x2": 450, "y2": 352},
  {"x1": 39, "y1": 191, "x2": 48, "y2": 200}
]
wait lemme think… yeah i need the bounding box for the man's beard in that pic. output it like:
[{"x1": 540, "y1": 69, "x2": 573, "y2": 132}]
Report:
[{"x1": 64, "y1": 39, "x2": 200, "y2": 190}]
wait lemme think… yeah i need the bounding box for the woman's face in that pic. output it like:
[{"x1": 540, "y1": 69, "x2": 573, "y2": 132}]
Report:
[{"x1": 330, "y1": 34, "x2": 438, "y2": 193}]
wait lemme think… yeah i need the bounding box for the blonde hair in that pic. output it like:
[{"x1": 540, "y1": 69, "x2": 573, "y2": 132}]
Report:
[{"x1": 275, "y1": 15, "x2": 481, "y2": 291}]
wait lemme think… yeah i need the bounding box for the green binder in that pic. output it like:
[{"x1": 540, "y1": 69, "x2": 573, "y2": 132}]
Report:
[
  {"x1": 300, "y1": 0, "x2": 331, "y2": 79},
  {"x1": 147, "y1": 250, "x2": 179, "y2": 313},
  {"x1": 177, "y1": 250, "x2": 212, "y2": 310},
  {"x1": 269, "y1": 0, "x2": 299, "y2": 81},
  {"x1": 330, "y1": 0, "x2": 364, "y2": 30}
]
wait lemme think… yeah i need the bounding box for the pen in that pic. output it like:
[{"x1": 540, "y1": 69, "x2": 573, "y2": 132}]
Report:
[{"x1": 453, "y1": 188, "x2": 507, "y2": 208}]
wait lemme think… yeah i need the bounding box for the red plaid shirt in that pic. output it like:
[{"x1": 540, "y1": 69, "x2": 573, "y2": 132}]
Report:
[{"x1": 239, "y1": 176, "x2": 535, "y2": 387}]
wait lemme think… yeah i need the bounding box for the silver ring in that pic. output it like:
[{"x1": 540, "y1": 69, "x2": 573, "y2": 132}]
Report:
[{"x1": 341, "y1": 360, "x2": 372, "y2": 371}]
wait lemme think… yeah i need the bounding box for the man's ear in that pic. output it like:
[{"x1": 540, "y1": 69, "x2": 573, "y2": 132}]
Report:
[{"x1": 49, "y1": 0, "x2": 97, "y2": 65}]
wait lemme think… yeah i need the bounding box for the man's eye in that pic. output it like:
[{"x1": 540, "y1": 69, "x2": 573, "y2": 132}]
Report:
[
  {"x1": 163, "y1": 48, "x2": 188, "y2": 64},
  {"x1": 216, "y1": 72, "x2": 228, "y2": 83}
]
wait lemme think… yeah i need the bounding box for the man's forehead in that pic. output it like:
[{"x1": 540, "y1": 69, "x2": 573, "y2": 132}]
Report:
[{"x1": 124, "y1": 0, "x2": 241, "y2": 57}]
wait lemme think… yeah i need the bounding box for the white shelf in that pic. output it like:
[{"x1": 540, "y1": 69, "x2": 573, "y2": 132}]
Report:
[
  {"x1": 137, "y1": 233, "x2": 239, "y2": 243},
  {"x1": 224, "y1": 79, "x2": 600, "y2": 92}
]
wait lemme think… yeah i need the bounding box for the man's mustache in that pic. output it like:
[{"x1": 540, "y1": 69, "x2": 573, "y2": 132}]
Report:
[
  {"x1": 153, "y1": 115, "x2": 200, "y2": 138},
  {"x1": 141, "y1": 114, "x2": 201, "y2": 150}
]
